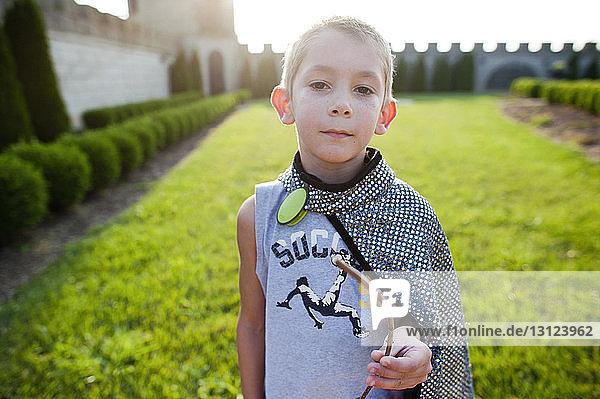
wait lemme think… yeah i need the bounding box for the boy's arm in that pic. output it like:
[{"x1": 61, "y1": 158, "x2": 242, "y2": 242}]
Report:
[{"x1": 236, "y1": 195, "x2": 266, "y2": 399}]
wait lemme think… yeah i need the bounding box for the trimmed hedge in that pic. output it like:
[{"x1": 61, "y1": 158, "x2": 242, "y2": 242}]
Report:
[
  {"x1": 511, "y1": 77, "x2": 600, "y2": 115},
  {"x1": 58, "y1": 133, "x2": 121, "y2": 190},
  {"x1": 119, "y1": 119, "x2": 158, "y2": 161},
  {"x1": 0, "y1": 154, "x2": 47, "y2": 244},
  {"x1": 509, "y1": 78, "x2": 544, "y2": 98},
  {"x1": 82, "y1": 91, "x2": 204, "y2": 130},
  {"x1": 0, "y1": 90, "x2": 251, "y2": 244},
  {"x1": 101, "y1": 127, "x2": 144, "y2": 175},
  {"x1": 6, "y1": 142, "x2": 91, "y2": 212}
]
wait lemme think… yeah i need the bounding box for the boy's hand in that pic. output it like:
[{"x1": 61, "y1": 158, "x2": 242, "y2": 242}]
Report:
[{"x1": 365, "y1": 327, "x2": 432, "y2": 390}]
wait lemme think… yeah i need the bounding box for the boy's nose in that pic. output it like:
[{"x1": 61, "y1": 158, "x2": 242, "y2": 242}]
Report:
[{"x1": 328, "y1": 103, "x2": 352, "y2": 117}]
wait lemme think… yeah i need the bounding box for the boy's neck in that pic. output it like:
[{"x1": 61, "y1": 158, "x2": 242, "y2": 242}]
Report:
[{"x1": 298, "y1": 149, "x2": 367, "y2": 185}]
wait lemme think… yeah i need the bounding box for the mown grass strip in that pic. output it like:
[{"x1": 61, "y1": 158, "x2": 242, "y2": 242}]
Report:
[{"x1": 0, "y1": 95, "x2": 598, "y2": 398}]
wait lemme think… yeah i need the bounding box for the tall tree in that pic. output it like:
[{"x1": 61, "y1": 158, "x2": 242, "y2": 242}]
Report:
[
  {"x1": 583, "y1": 55, "x2": 598, "y2": 80},
  {"x1": 410, "y1": 55, "x2": 426, "y2": 92},
  {"x1": 567, "y1": 52, "x2": 580, "y2": 80},
  {"x1": 239, "y1": 53, "x2": 252, "y2": 91},
  {"x1": 255, "y1": 53, "x2": 278, "y2": 98},
  {"x1": 0, "y1": 24, "x2": 34, "y2": 151},
  {"x1": 392, "y1": 56, "x2": 408, "y2": 94},
  {"x1": 170, "y1": 48, "x2": 191, "y2": 94},
  {"x1": 451, "y1": 53, "x2": 475, "y2": 91},
  {"x1": 4, "y1": 0, "x2": 71, "y2": 142},
  {"x1": 432, "y1": 56, "x2": 451, "y2": 92},
  {"x1": 188, "y1": 49, "x2": 203, "y2": 93}
]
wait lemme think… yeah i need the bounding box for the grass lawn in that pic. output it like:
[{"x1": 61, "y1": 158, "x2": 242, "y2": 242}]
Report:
[{"x1": 1, "y1": 95, "x2": 599, "y2": 398}]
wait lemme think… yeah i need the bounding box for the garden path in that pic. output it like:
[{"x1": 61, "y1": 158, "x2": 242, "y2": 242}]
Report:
[{"x1": 501, "y1": 97, "x2": 600, "y2": 161}]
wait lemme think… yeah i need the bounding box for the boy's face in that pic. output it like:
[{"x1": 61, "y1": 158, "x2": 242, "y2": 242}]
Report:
[{"x1": 272, "y1": 29, "x2": 396, "y2": 170}]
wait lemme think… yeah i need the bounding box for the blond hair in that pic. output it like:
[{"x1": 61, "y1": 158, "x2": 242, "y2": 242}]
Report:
[{"x1": 280, "y1": 16, "x2": 394, "y2": 108}]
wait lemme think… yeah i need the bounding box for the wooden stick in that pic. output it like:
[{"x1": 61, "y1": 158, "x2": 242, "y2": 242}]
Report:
[
  {"x1": 331, "y1": 255, "x2": 372, "y2": 287},
  {"x1": 331, "y1": 254, "x2": 395, "y2": 399}
]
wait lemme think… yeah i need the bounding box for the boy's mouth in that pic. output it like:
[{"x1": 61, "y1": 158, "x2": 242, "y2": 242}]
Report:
[{"x1": 321, "y1": 129, "x2": 352, "y2": 138}]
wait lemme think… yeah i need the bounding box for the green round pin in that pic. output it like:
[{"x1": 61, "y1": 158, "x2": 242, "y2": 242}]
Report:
[{"x1": 277, "y1": 188, "x2": 308, "y2": 226}]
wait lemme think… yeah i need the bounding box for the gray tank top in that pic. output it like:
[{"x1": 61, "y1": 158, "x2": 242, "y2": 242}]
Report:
[
  {"x1": 255, "y1": 179, "x2": 402, "y2": 399},
  {"x1": 254, "y1": 149, "x2": 473, "y2": 398}
]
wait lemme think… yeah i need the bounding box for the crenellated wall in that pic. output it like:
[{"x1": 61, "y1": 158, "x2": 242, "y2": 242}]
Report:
[
  {"x1": 262, "y1": 41, "x2": 599, "y2": 92},
  {"x1": 2, "y1": 0, "x2": 597, "y2": 122}
]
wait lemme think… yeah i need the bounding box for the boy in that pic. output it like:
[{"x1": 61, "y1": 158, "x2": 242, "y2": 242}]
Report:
[{"x1": 236, "y1": 16, "x2": 473, "y2": 398}]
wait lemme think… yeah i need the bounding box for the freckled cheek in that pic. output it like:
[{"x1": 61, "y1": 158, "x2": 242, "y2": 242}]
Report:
[
  {"x1": 294, "y1": 98, "x2": 328, "y2": 125},
  {"x1": 355, "y1": 102, "x2": 381, "y2": 125}
]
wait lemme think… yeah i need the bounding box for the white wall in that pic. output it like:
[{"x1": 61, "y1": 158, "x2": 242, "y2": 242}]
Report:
[{"x1": 47, "y1": 30, "x2": 171, "y2": 130}]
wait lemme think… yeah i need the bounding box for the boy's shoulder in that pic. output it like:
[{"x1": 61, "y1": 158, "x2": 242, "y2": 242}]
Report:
[{"x1": 385, "y1": 176, "x2": 438, "y2": 221}]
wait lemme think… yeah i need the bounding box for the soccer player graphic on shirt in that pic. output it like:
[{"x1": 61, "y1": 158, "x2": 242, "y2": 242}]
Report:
[{"x1": 276, "y1": 250, "x2": 369, "y2": 338}]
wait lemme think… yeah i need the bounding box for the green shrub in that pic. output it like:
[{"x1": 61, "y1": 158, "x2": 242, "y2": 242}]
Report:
[
  {"x1": 0, "y1": 25, "x2": 34, "y2": 151},
  {"x1": 3, "y1": 0, "x2": 71, "y2": 142},
  {"x1": 559, "y1": 83, "x2": 578, "y2": 105},
  {"x1": 540, "y1": 81, "x2": 561, "y2": 103},
  {"x1": 510, "y1": 78, "x2": 544, "y2": 98},
  {"x1": 101, "y1": 128, "x2": 144, "y2": 175},
  {"x1": 82, "y1": 108, "x2": 116, "y2": 130},
  {"x1": 582, "y1": 86, "x2": 600, "y2": 113},
  {"x1": 0, "y1": 154, "x2": 47, "y2": 244},
  {"x1": 538, "y1": 79, "x2": 600, "y2": 114},
  {"x1": 6, "y1": 142, "x2": 91, "y2": 211},
  {"x1": 432, "y1": 56, "x2": 451, "y2": 92},
  {"x1": 153, "y1": 114, "x2": 181, "y2": 144},
  {"x1": 120, "y1": 122, "x2": 157, "y2": 161},
  {"x1": 58, "y1": 133, "x2": 121, "y2": 191},
  {"x1": 572, "y1": 81, "x2": 595, "y2": 111},
  {"x1": 82, "y1": 91, "x2": 204, "y2": 129}
]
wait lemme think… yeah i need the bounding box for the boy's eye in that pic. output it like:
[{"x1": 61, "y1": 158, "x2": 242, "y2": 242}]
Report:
[
  {"x1": 355, "y1": 86, "x2": 374, "y2": 95},
  {"x1": 309, "y1": 81, "x2": 329, "y2": 90}
]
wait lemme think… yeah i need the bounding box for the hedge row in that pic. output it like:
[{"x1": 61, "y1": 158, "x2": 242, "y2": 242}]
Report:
[
  {"x1": 82, "y1": 90, "x2": 205, "y2": 130},
  {"x1": 510, "y1": 77, "x2": 600, "y2": 115},
  {"x1": 0, "y1": 90, "x2": 251, "y2": 245}
]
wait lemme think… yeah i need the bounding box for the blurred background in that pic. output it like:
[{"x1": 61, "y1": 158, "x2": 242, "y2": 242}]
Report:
[
  {"x1": 0, "y1": 1, "x2": 598, "y2": 398},
  {"x1": 0, "y1": 0, "x2": 598, "y2": 131}
]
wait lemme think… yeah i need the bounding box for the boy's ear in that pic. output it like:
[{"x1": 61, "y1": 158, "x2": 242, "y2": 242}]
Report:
[
  {"x1": 374, "y1": 99, "x2": 397, "y2": 135},
  {"x1": 270, "y1": 86, "x2": 295, "y2": 125}
]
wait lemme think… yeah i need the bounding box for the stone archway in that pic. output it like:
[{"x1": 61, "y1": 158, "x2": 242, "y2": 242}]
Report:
[
  {"x1": 209, "y1": 50, "x2": 225, "y2": 95},
  {"x1": 485, "y1": 62, "x2": 538, "y2": 90}
]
